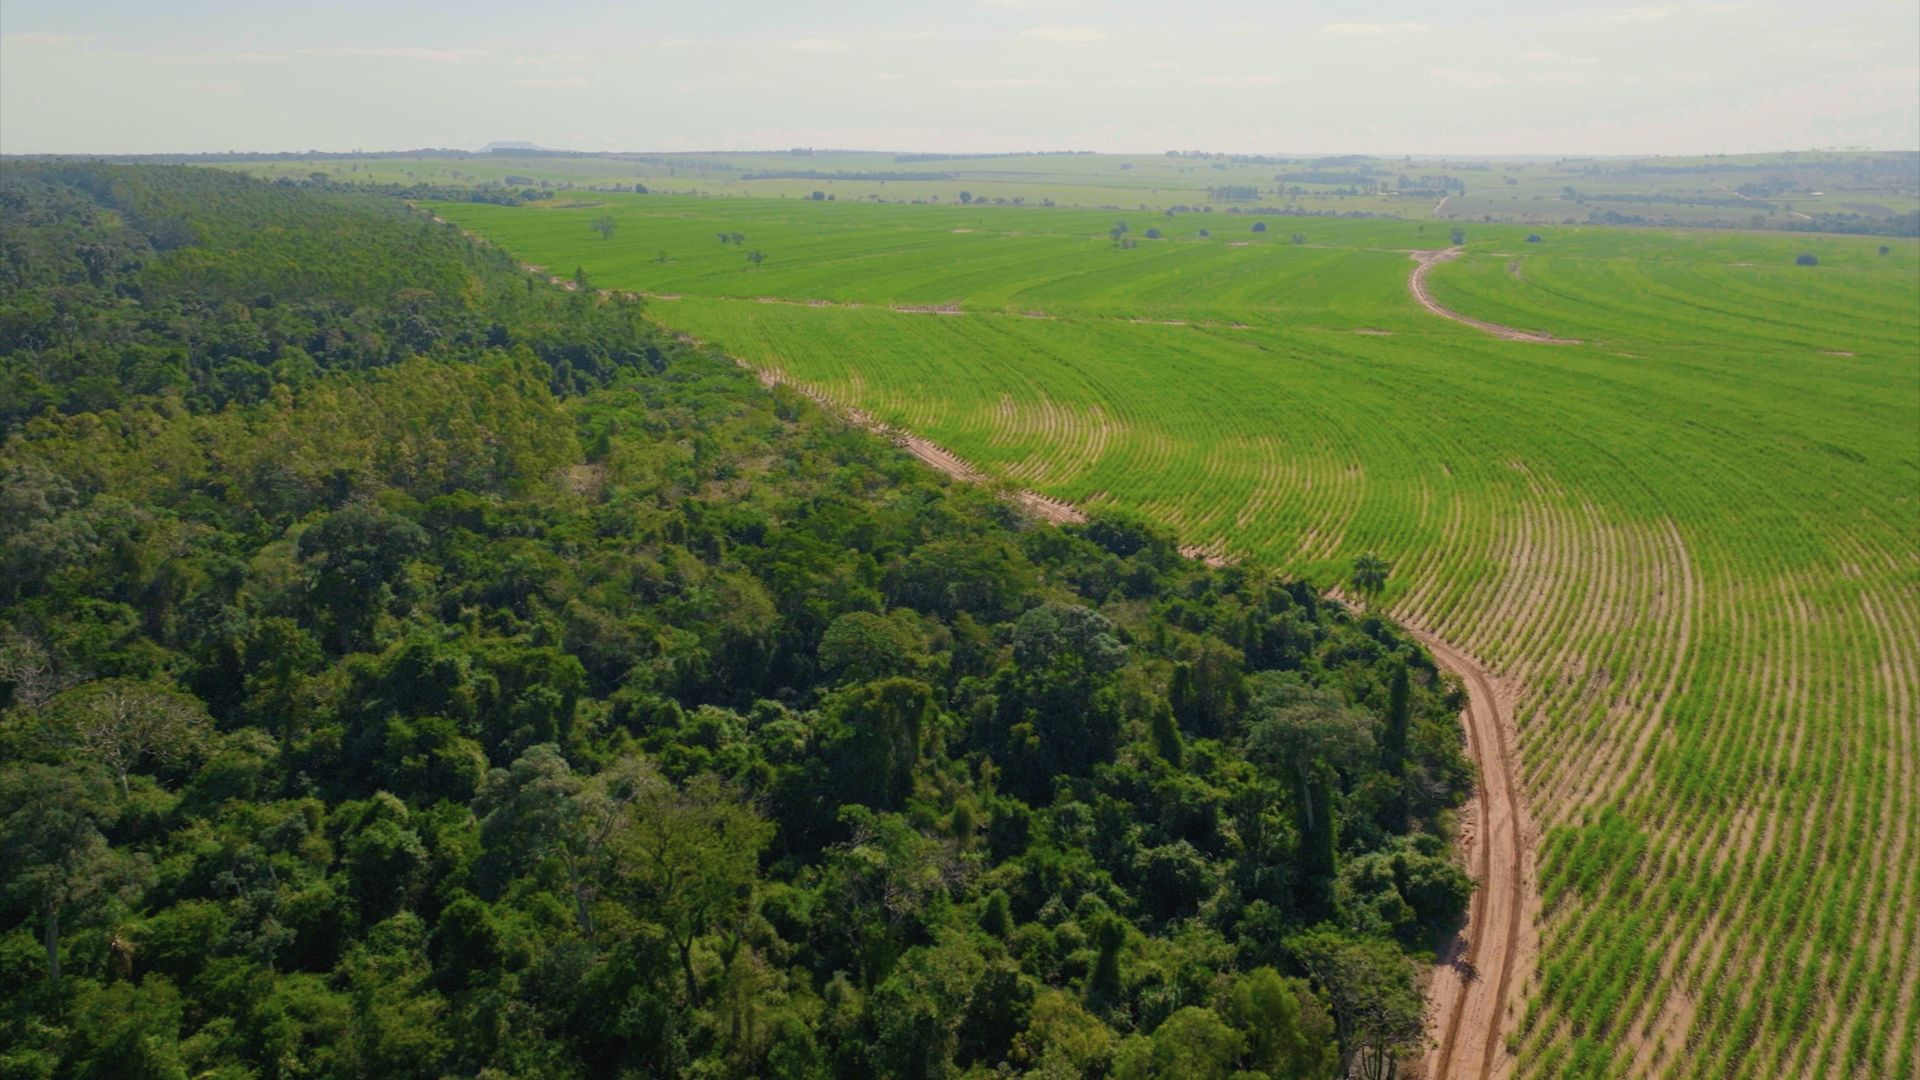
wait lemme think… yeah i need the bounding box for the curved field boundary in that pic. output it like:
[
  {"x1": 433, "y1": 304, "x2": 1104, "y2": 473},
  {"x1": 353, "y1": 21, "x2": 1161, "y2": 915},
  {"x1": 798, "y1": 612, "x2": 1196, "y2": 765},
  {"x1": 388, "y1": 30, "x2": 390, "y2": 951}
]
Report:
[{"x1": 1409, "y1": 248, "x2": 1581, "y2": 345}]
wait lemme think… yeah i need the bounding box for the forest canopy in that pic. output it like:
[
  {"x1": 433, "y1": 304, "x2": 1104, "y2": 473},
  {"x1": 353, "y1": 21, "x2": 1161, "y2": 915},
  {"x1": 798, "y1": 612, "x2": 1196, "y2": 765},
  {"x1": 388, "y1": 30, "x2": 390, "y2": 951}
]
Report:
[{"x1": 0, "y1": 164, "x2": 1472, "y2": 1079}]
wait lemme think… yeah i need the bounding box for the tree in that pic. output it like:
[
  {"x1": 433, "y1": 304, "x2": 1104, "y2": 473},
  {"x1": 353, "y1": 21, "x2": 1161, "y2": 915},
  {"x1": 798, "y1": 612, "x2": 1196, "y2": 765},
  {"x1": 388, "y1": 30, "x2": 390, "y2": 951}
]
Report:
[
  {"x1": 1113, "y1": 1006, "x2": 1243, "y2": 1080},
  {"x1": 1351, "y1": 552, "x2": 1390, "y2": 609},
  {"x1": 1149, "y1": 700, "x2": 1184, "y2": 767},
  {"x1": 824, "y1": 678, "x2": 934, "y2": 810},
  {"x1": 50, "y1": 678, "x2": 212, "y2": 795},
  {"x1": 0, "y1": 764, "x2": 128, "y2": 984},
  {"x1": 297, "y1": 504, "x2": 429, "y2": 652},
  {"x1": 0, "y1": 628, "x2": 80, "y2": 712},
  {"x1": 1526, "y1": 233, "x2": 1543, "y2": 243},
  {"x1": 1879, "y1": 245, "x2": 1891, "y2": 256},
  {"x1": 615, "y1": 764, "x2": 772, "y2": 1002},
  {"x1": 1224, "y1": 966, "x2": 1339, "y2": 1079},
  {"x1": 478, "y1": 744, "x2": 634, "y2": 938},
  {"x1": 819, "y1": 611, "x2": 924, "y2": 685},
  {"x1": 1251, "y1": 221, "x2": 1268, "y2": 233},
  {"x1": 1291, "y1": 232, "x2": 1306, "y2": 245},
  {"x1": 1795, "y1": 253, "x2": 1819, "y2": 266},
  {"x1": 1287, "y1": 928, "x2": 1426, "y2": 1080},
  {"x1": 590, "y1": 215, "x2": 616, "y2": 240},
  {"x1": 1143, "y1": 227, "x2": 1162, "y2": 239},
  {"x1": 1383, "y1": 662, "x2": 1412, "y2": 775},
  {"x1": 1247, "y1": 688, "x2": 1374, "y2": 907},
  {"x1": 1449, "y1": 227, "x2": 1465, "y2": 245},
  {"x1": 809, "y1": 190, "x2": 827, "y2": 201},
  {"x1": 747, "y1": 250, "x2": 766, "y2": 268},
  {"x1": 1110, "y1": 221, "x2": 1130, "y2": 244},
  {"x1": 958, "y1": 191, "x2": 973, "y2": 204}
]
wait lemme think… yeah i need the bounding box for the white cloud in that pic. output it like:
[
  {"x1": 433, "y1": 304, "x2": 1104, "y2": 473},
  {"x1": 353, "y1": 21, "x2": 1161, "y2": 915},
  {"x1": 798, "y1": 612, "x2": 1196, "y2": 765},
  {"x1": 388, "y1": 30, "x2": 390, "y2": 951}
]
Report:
[
  {"x1": 173, "y1": 51, "x2": 287, "y2": 66},
  {"x1": 300, "y1": 46, "x2": 489, "y2": 63},
  {"x1": 949, "y1": 76, "x2": 1054, "y2": 88},
  {"x1": 872, "y1": 72, "x2": 903, "y2": 81},
  {"x1": 1021, "y1": 26, "x2": 1106, "y2": 43},
  {"x1": 1145, "y1": 59, "x2": 1181, "y2": 70},
  {"x1": 1668, "y1": 71, "x2": 1715, "y2": 82},
  {"x1": 1605, "y1": 7, "x2": 1672, "y2": 23},
  {"x1": 1522, "y1": 50, "x2": 1601, "y2": 65},
  {"x1": 1196, "y1": 74, "x2": 1285, "y2": 87},
  {"x1": 1428, "y1": 67, "x2": 1510, "y2": 88},
  {"x1": 1320, "y1": 21, "x2": 1430, "y2": 35},
  {"x1": 0, "y1": 33, "x2": 89, "y2": 47},
  {"x1": 513, "y1": 77, "x2": 589, "y2": 88},
  {"x1": 789, "y1": 38, "x2": 845, "y2": 51}
]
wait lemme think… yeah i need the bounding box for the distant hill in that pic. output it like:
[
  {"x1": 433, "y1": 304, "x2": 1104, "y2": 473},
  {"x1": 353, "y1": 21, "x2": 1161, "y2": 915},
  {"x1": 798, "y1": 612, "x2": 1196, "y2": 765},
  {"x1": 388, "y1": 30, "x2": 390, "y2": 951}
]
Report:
[{"x1": 480, "y1": 140, "x2": 551, "y2": 153}]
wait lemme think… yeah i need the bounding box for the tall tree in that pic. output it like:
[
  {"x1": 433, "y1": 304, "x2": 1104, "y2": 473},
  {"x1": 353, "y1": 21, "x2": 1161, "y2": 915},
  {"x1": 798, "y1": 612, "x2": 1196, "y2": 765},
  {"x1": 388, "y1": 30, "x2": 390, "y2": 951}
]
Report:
[
  {"x1": 615, "y1": 764, "x2": 772, "y2": 1002},
  {"x1": 1350, "y1": 552, "x2": 1390, "y2": 609},
  {"x1": 1287, "y1": 928, "x2": 1426, "y2": 1080},
  {"x1": 1383, "y1": 663, "x2": 1412, "y2": 775},
  {"x1": 50, "y1": 678, "x2": 212, "y2": 795},
  {"x1": 0, "y1": 764, "x2": 129, "y2": 984}
]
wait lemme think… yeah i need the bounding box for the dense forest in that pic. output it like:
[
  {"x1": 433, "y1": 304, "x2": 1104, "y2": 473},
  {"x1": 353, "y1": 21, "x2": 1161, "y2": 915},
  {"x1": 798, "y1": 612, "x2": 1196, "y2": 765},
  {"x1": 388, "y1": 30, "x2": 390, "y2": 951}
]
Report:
[{"x1": 0, "y1": 164, "x2": 1473, "y2": 1079}]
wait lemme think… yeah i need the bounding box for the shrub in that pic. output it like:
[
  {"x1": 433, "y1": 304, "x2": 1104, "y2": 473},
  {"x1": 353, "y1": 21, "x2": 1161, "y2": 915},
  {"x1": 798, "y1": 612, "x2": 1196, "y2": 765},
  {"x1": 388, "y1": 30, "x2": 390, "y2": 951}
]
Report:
[{"x1": 1795, "y1": 253, "x2": 1819, "y2": 266}]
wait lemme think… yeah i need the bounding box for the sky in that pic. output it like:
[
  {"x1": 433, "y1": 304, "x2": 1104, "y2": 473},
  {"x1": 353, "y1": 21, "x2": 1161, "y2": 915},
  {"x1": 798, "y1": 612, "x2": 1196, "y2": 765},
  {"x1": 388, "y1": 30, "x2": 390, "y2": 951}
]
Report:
[{"x1": 2, "y1": 0, "x2": 1916, "y2": 156}]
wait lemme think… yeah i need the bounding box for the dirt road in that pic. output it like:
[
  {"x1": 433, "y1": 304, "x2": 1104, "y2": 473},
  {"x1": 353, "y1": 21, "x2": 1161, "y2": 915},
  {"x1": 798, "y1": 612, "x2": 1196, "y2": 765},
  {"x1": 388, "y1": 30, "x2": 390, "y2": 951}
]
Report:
[
  {"x1": 1411, "y1": 628, "x2": 1531, "y2": 1080},
  {"x1": 1408, "y1": 249, "x2": 1579, "y2": 344}
]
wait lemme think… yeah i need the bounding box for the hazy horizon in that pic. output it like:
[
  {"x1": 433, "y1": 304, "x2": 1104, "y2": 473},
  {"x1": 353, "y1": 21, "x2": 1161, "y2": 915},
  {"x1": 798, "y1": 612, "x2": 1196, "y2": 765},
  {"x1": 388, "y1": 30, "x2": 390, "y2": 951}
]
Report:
[{"x1": 4, "y1": 0, "x2": 1916, "y2": 158}]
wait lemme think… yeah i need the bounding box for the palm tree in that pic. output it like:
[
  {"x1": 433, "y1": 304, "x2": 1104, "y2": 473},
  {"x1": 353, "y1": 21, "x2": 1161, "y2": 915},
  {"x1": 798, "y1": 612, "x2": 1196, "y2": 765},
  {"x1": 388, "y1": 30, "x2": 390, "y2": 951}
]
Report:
[{"x1": 1351, "y1": 552, "x2": 1390, "y2": 609}]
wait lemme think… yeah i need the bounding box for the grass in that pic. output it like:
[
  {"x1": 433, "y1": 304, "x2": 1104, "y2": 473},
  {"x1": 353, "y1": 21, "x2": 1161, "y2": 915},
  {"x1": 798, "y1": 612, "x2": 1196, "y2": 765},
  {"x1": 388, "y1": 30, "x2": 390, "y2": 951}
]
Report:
[{"x1": 431, "y1": 192, "x2": 1920, "y2": 1077}]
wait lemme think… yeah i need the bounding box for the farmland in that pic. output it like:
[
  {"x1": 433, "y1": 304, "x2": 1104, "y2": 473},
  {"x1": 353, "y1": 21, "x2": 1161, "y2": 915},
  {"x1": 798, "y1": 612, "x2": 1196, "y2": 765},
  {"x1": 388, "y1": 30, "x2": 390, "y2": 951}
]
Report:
[
  {"x1": 434, "y1": 191, "x2": 1920, "y2": 1077},
  {"x1": 204, "y1": 147, "x2": 1920, "y2": 234}
]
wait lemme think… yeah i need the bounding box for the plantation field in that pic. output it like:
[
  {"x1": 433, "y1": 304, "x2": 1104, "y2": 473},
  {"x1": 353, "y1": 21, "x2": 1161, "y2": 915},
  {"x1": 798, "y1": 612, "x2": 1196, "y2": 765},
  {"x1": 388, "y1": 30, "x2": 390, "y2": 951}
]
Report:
[
  {"x1": 434, "y1": 193, "x2": 1920, "y2": 1078},
  {"x1": 213, "y1": 148, "x2": 1919, "y2": 232}
]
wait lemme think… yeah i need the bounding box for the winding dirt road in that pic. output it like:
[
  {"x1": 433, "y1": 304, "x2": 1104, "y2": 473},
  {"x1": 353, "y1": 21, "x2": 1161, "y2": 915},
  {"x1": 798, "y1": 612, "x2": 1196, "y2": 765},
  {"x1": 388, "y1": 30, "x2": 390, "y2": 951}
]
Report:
[
  {"x1": 1408, "y1": 248, "x2": 1579, "y2": 345},
  {"x1": 1411, "y1": 628, "x2": 1531, "y2": 1080}
]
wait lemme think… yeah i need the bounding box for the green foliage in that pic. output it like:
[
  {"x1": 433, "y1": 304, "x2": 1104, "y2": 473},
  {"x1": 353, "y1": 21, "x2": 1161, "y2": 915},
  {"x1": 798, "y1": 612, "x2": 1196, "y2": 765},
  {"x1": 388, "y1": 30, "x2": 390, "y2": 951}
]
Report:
[{"x1": 0, "y1": 169, "x2": 1474, "y2": 1079}]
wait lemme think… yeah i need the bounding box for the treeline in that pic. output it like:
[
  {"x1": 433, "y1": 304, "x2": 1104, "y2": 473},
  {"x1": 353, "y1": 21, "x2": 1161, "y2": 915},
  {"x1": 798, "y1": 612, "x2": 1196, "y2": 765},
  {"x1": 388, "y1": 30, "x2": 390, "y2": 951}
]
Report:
[
  {"x1": 740, "y1": 171, "x2": 958, "y2": 182},
  {"x1": 0, "y1": 165, "x2": 1472, "y2": 1079},
  {"x1": 0, "y1": 163, "x2": 652, "y2": 428}
]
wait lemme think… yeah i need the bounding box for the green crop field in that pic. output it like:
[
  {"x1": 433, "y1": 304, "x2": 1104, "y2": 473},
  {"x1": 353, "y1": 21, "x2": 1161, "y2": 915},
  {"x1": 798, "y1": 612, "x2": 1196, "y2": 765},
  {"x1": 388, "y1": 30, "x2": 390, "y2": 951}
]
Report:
[{"x1": 432, "y1": 191, "x2": 1920, "y2": 1078}]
